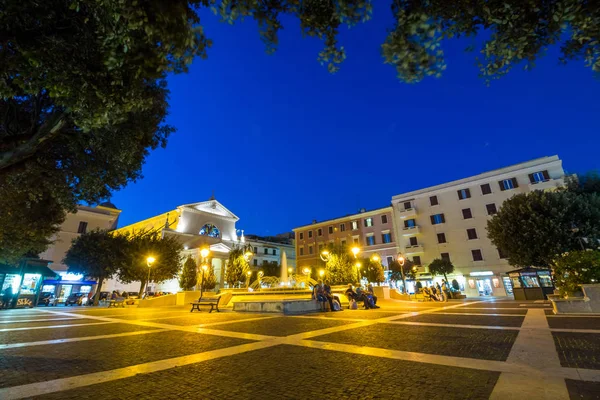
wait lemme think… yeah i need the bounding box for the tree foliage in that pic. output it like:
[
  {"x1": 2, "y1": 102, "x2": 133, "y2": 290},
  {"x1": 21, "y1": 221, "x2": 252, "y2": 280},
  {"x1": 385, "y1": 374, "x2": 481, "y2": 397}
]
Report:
[
  {"x1": 361, "y1": 258, "x2": 385, "y2": 284},
  {"x1": 323, "y1": 244, "x2": 357, "y2": 285},
  {"x1": 225, "y1": 246, "x2": 250, "y2": 287},
  {"x1": 388, "y1": 259, "x2": 415, "y2": 282},
  {"x1": 179, "y1": 256, "x2": 197, "y2": 291},
  {"x1": 202, "y1": 264, "x2": 217, "y2": 291},
  {"x1": 117, "y1": 231, "x2": 183, "y2": 297},
  {"x1": 487, "y1": 191, "x2": 600, "y2": 268},
  {"x1": 566, "y1": 171, "x2": 600, "y2": 195},
  {"x1": 553, "y1": 250, "x2": 600, "y2": 296},
  {"x1": 260, "y1": 261, "x2": 281, "y2": 278},
  {"x1": 63, "y1": 229, "x2": 129, "y2": 305},
  {"x1": 428, "y1": 258, "x2": 455, "y2": 282}
]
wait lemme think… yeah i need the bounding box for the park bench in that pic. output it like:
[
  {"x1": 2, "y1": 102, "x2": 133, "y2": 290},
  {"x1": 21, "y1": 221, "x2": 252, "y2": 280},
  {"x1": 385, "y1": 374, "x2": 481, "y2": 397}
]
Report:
[
  {"x1": 190, "y1": 295, "x2": 221, "y2": 313},
  {"x1": 108, "y1": 297, "x2": 125, "y2": 308}
]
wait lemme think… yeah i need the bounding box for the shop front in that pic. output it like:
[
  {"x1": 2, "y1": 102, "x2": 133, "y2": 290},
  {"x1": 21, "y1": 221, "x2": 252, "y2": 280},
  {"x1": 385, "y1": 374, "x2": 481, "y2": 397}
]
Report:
[
  {"x1": 0, "y1": 259, "x2": 56, "y2": 308},
  {"x1": 507, "y1": 268, "x2": 554, "y2": 300},
  {"x1": 40, "y1": 272, "x2": 97, "y2": 305},
  {"x1": 464, "y1": 271, "x2": 511, "y2": 297}
]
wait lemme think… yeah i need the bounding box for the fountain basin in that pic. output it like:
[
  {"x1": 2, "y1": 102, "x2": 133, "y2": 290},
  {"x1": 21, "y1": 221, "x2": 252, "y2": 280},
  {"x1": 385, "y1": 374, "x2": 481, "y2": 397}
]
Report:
[{"x1": 232, "y1": 298, "x2": 321, "y2": 314}]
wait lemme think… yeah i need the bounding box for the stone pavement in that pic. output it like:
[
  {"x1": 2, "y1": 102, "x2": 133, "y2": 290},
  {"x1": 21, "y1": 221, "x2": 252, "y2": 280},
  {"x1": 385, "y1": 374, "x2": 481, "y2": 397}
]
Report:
[{"x1": 0, "y1": 299, "x2": 598, "y2": 399}]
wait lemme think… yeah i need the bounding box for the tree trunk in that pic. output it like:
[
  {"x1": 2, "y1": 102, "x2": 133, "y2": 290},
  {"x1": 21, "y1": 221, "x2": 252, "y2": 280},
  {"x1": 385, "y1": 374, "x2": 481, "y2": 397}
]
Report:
[
  {"x1": 444, "y1": 273, "x2": 448, "y2": 283},
  {"x1": 138, "y1": 280, "x2": 146, "y2": 299},
  {"x1": 93, "y1": 277, "x2": 104, "y2": 306}
]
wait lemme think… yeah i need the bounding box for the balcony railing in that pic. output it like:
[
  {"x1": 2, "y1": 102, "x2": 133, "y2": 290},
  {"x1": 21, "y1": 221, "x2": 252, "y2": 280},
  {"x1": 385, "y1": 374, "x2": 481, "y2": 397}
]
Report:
[
  {"x1": 404, "y1": 244, "x2": 424, "y2": 254},
  {"x1": 397, "y1": 206, "x2": 417, "y2": 219},
  {"x1": 402, "y1": 226, "x2": 420, "y2": 236}
]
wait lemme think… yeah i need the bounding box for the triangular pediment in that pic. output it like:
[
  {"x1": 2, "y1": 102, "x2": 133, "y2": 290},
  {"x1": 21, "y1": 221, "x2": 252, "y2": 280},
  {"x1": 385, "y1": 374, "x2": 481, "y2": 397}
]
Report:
[
  {"x1": 209, "y1": 243, "x2": 232, "y2": 254},
  {"x1": 179, "y1": 200, "x2": 239, "y2": 221}
]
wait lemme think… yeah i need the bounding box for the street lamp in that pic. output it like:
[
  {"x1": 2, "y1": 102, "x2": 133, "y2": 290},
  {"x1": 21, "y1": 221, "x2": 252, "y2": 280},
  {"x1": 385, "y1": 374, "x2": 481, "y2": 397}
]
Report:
[
  {"x1": 302, "y1": 267, "x2": 311, "y2": 276},
  {"x1": 397, "y1": 253, "x2": 407, "y2": 294},
  {"x1": 351, "y1": 246, "x2": 360, "y2": 258},
  {"x1": 200, "y1": 263, "x2": 208, "y2": 298},
  {"x1": 355, "y1": 262, "x2": 362, "y2": 283},
  {"x1": 319, "y1": 269, "x2": 325, "y2": 278},
  {"x1": 320, "y1": 250, "x2": 330, "y2": 262},
  {"x1": 146, "y1": 256, "x2": 155, "y2": 297}
]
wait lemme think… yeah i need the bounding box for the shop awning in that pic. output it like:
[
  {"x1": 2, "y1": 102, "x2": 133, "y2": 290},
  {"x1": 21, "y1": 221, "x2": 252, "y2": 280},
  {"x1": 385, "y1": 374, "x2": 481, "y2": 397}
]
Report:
[
  {"x1": 42, "y1": 280, "x2": 97, "y2": 285},
  {"x1": 24, "y1": 264, "x2": 57, "y2": 277},
  {"x1": 0, "y1": 261, "x2": 57, "y2": 277}
]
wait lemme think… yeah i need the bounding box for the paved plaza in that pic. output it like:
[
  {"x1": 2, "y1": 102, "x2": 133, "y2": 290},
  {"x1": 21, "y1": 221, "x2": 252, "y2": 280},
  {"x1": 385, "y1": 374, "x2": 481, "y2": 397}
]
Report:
[{"x1": 0, "y1": 299, "x2": 599, "y2": 399}]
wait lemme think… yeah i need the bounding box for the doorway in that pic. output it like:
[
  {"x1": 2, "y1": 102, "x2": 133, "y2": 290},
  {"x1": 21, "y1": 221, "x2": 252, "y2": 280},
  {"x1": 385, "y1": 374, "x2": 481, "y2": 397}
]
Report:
[{"x1": 476, "y1": 278, "x2": 493, "y2": 296}]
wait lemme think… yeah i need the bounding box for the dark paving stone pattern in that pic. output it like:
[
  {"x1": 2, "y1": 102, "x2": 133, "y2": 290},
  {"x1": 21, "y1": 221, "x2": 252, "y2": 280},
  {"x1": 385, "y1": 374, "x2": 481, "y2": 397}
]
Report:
[
  {"x1": 0, "y1": 330, "x2": 250, "y2": 388},
  {"x1": 553, "y1": 332, "x2": 600, "y2": 370},
  {"x1": 150, "y1": 313, "x2": 271, "y2": 326},
  {"x1": 213, "y1": 316, "x2": 351, "y2": 336},
  {"x1": 0, "y1": 323, "x2": 158, "y2": 345},
  {"x1": 318, "y1": 311, "x2": 406, "y2": 320},
  {"x1": 439, "y1": 308, "x2": 528, "y2": 315},
  {"x1": 36, "y1": 345, "x2": 500, "y2": 400},
  {"x1": 566, "y1": 379, "x2": 600, "y2": 400},
  {"x1": 471, "y1": 302, "x2": 550, "y2": 309},
  {"x1": 0, "y1": 318, "x2": 102, "y2": 330},
  {"x1": 312, "y1": 323, "x2": 518, "y2": 361},
  {"x1": 404, "y1": 313, "x2": 525, "y2": 327},
  {"x1": 547, "y1": 317, "x2": 600, "y2": 330}
]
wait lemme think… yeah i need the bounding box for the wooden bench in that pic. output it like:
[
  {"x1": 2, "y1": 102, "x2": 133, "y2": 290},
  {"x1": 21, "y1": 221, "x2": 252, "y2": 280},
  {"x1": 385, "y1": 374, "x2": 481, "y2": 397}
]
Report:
[
  {"x1": 108, "y1": 298, "x2": 125, "y2": 308},
  {"x1": 190, "y1": 295, "x2": 221, "y2": 313}
]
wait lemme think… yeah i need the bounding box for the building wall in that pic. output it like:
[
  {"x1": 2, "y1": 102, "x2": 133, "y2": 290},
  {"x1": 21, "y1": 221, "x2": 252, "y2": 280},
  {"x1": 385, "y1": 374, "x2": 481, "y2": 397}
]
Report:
[
  {"x1": 40, "y1": 205, "x2": 121, "y2": 272},
  {"x1": 247, "y1": 240, "x2": 296, "y2": 270},
  {"x1": 391, "y1": 155, "x2": 566, "y2": 297}
]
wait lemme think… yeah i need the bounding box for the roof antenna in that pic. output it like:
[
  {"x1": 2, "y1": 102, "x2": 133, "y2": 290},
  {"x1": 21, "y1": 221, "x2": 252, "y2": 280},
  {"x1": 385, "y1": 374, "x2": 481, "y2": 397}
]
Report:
[{"x1": 209, "y1": 190, "x2": 215, "y2": 201}]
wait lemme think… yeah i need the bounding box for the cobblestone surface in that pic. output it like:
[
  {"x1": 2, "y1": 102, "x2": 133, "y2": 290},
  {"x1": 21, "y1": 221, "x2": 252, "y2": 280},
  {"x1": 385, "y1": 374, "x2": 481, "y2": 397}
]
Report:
[
  {"x1": 552, "y1": 332, "x2": 600, "y2": 370},
  {"x1": 316, "y1": 310, "x2": 406, "y2": 319},
  {"x1": 438, "y1": 308, "x2": 528, "y2": 315},
  {"x1": 213, "y1": 316, "x2": 351, "y2": 336},
  {"x1": 566, "y1": 379, "x2": 600, "y2": 399},
  {"x1": 0, "y1": 323, "x2": 158, "y2": 345},
  {"x1": 35, "y1": 345, "x2": 500, "y2": 400},
  {"x1": 0, "y1": 330, "x2": 250, "y2": 388},
  {"x1": 149, "y1": 312, "x2": 271, "y2": 326},
  {"x1": 404, "y1": 314, "x2": 525, "y2": 327},
  {"x1": 312, "y1": 323, "x2": 518, "y2": 361},
  {"x1": 0, "y1": 318, "x2": 101, "y2": 329},
  {"x1": 547, "y1": 317, "x2": 600, "y2": 330}
]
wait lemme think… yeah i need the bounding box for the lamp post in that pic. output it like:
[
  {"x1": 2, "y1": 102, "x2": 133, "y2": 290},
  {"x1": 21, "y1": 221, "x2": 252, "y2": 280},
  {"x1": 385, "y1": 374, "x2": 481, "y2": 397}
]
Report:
[
  {"x1": 351, "y1": 246, "x2": 360, "y2": 258},
  {"x1": 355, "y1": 262, "x2": 362, "y2": 283},
  {"x1": 199, "y1": 247, "x2": 210, "y2": 298},
  {"x1": 146, "y1": 256, "x2": 155, "y2": 297},
  {"x1": 397, "y1": 253, "x2": 407, "y2": 294},
  {"x1": 246, "y1": 270, "x2": 252, "y2": 288}
]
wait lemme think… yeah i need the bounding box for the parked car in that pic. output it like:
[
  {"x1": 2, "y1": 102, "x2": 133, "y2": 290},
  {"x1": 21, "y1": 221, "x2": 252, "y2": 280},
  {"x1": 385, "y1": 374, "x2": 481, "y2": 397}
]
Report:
[
  {"x1": 127, "y1": 292, "x2": 139, "y2": 299},
  {"x1": 65, "y1": 293, "x2": 85, "y2": 306},
  {"x1": 37, "y1": 292, "x2": 56, "y2": 306}
]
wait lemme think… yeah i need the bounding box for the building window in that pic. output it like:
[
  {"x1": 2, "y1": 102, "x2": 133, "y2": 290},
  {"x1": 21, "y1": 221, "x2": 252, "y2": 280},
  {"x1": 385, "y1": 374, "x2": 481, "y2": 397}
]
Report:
[
  {"x1": 340, "y1": 223, "x2": 346, "y2": 232},
  {"x1": 381, "y1": 215, "x2": 388, "y2": 224},
  {"x1": 308, "y1": 231, "x2": 313, "y2": 238},
  {"x1": 77, "y1": 221, "x2": 88, "y2": 234},
  {"x1": 341, "y1": 240, "x2": 347, "y2": 247},
  {"x1": 498, "y1": 248, "x2": 508, "y2": 259},
  {"x1": 254, "y1": 247, "x2": 258, "y2": 253},
  {"x1": 472, "y1": 249, "x2": 483, "y2": 261},
  {"x1": 264, "y1": 248, "x2": 268, "y2": 254},
  {"x1": 387, "y1": 256, "x2": 394, "y2": 265},
  {"x1": 353, "y1": 237, "x2": 359, "y2": 244},
  {"x1": 462, "y1": 208, "x2": 473, "y2": 219},
  {"x1": 457, "y1": 188, "x2": 471, "y2": 200},
  {"x1": 413, "y1": 256, "x2": 422, "y2": 265},
  {"x1": 403, "y1": 201, "x2": 412, "y2": 210},
  {"x1": 499, "y1": 178, "x2": 519, "y2": 191},
  {"x1": 486, "y1": 203, "x2": 497, "y2": 215},
  {"x1": 309, "y1": 246, "x2": 314, "y2": 255},
  {"x1": 328, "y1": 226, "x2": 333, "y2": 234},
  {"x1": 409, "y1": 237, "x2": 418, "y2": 246},
  {"x1": 366, "y1": 236, "x2": 376, "y2": 246},
  {"x1": 382, "y1": 232, "x2": 392, "y2": 243},
  {"x1": 272, "y1": 249, "x2": 276, "y2": 256},
  {"x1": 441, "y1": 252, "x2": 451, "y2": 262},
  {"x1": 430, "y1": 213, "x2": 445, "y2": 225},
  {"x1": 481, "y1": 183, "x2": 492, "y2": 195},
  {"x1": 351, "y1": 221, "x2": 358, "y2": 230},
  {"x1": 300, "y1": 247, "x2": 304, "y2": 256},
  {"x1": 404, "y1": 219, "x2": 416, "y2": 228},
  {"x1": 253, "y1": 259, "x2": 258, "y2": 266},
  {"x1": 430, "y1": 195, "x2": 439, "y2": 206},
  {"x1": 364, "y1": 218, "x2": 374, "y2": 227},
  {"x1": 317, "y1": 228, "x2": 322, "y2": 236},
  {"x1": 529, "y1": 170, "x2": 550, "y2": 184},
  {"x1": 467, "y1": 228, "x2": 478, "y2": 240},
  {"x1": 437, "y1": 233, "x2": 446, "y2": 244},
  {"x1": 299, "y1": 232, "x2": 304, "y2": 240}
]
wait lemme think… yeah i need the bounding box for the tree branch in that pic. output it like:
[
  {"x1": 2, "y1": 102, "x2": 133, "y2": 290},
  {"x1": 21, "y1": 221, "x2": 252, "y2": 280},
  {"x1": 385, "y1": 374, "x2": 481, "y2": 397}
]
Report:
[{"x1": 0, "y1": 111, "x2": 67, "y2": 170}]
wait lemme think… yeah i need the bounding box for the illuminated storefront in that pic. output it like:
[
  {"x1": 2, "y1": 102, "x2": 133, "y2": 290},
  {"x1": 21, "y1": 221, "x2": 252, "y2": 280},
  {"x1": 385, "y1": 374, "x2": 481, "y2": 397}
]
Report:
[
  {"x1": 0, "y1": 259, "x2": 56, "y2": 308},
  {"x1": 507, "y1": 267, "x2": 554, "y2": 300},
  {"x1": 41, "y1": 272, "x2": 96, "y2": 304}
]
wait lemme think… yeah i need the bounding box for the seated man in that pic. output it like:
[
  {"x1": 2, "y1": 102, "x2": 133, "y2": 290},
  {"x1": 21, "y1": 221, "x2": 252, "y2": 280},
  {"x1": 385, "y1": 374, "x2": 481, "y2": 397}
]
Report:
[
  {"x1": 366, "y1": 284, "x2": 380, "y2": 308},
  {"x1": 355, "y1": 287, "x2": 373, "y2": 309}
]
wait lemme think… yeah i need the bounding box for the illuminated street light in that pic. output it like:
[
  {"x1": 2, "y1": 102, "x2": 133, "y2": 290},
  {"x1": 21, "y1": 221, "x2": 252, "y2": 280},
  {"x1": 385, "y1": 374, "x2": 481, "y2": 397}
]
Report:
[
  {"x1": 320, "y1": 250, "x2": 330, "y2": 262},
  {"x1": 319, "y1": 269, "x2": 325, "y2": 278},
  {"x1": 397, "y1": 252, "x2": 407, "y2": 294},
  {"x1": 371, "y1": 254, "x2": 380, "y2": 263},
  {"x1": 146, "y1": 256, "x2": 155, "y2": 298},
  {"x1": 351, "y1": 247, "x2": 360, "y2": 258},
  {"x1": 200, "y1": 248, "x2": 210, "y2": 259}
]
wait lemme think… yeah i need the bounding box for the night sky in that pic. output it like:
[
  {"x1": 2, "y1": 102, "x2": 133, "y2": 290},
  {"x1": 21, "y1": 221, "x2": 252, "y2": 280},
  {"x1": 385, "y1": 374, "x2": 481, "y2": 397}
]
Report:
[{"x1": 111, "y1": 8, "x2": 600, "y2": 236}]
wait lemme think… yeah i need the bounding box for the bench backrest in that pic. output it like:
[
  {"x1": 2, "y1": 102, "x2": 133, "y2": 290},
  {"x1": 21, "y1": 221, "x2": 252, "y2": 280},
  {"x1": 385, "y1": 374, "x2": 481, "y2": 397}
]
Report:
[{"x1": 198, "y1": 295, "x2": 221, "y2": 303}]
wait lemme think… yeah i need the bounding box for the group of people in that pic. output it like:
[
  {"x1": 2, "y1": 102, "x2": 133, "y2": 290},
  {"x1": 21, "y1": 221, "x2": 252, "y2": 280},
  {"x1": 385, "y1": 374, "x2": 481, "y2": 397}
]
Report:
[
  {"x1": 1, "y1": 286, "x2": 14, "y2": 309},
  {"x1": 312, "y1": 280, "x2": 341, "y2": 311},
  {"x1": 344, "y1": 283, "x2": 380, "y2": 309},
  {"x1": 422, "y1": 280, "x2": 449, "y2": 302}
]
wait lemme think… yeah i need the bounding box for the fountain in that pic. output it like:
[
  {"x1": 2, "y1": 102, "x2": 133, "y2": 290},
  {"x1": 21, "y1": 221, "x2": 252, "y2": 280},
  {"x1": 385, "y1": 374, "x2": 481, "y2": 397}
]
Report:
[{"x1": 280, "y1": 251, "x2": 288, "y2": 284}]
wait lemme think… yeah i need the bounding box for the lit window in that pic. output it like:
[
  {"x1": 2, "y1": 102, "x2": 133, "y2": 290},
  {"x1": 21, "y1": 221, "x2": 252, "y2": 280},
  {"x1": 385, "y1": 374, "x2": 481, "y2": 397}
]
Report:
[
  {"x1": 364, "y1": 218, "x2": 374, "y2": 227},
  {"x1": 351, "y1": 221, "x2": 358, "y2": 230}
]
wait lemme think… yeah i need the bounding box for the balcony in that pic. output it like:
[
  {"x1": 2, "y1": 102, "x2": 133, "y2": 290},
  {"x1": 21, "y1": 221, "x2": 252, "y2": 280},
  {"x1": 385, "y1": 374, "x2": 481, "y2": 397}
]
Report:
[
  {"x1": 397, "y1": 206, "x2": 417, "y2": 219},
  {"x1": 404, "y1": 244, "x2": 424, "y2": 254},
  {"x1": 402, "y1": 226, "x2": 420, "y2": 236},
  {"x1": 528, "y1": 178, "x2": 564, "y2": 192}
]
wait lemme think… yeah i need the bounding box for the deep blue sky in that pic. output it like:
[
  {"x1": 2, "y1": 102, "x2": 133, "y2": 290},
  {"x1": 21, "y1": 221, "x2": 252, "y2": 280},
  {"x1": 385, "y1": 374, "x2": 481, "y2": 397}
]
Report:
[{"x1": 111, "y1": 9, "x2": 599, "y2": 235}]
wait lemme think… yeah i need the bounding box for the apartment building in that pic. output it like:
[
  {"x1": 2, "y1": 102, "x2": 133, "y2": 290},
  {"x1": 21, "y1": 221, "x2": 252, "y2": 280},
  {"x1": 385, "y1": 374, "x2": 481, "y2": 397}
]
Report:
[
  {"x1": 245, "y1": 234, "x2": 296, "y2": 271},
  {"x1": 391, "y1": 156, "x2": 566, "y2": 297},
  {"x1": 293, "y1": 206, "x2": 397, "y2": 275}
]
